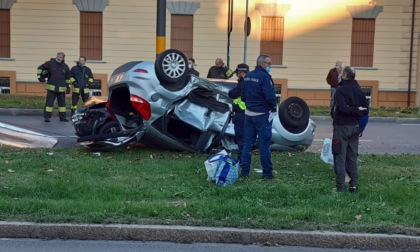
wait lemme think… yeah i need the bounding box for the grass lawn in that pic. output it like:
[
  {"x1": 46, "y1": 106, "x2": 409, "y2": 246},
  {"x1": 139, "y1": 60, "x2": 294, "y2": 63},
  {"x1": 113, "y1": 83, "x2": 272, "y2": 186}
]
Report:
[{"x1": 1, "y1": 147, "x2": 419, "y2": 235}]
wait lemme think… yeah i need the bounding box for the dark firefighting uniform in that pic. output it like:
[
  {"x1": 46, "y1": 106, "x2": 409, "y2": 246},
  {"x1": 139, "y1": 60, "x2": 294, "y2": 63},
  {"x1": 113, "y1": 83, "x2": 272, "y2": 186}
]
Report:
[
  {"x1": 206, "y1": 66, "x2": 233, "y2": 79},
  {"x1": 37, "y1": 58, "x2": 71, "y2": 121},
  {"x1": 69, "y1": 63, "x2": 94, "y2": 114}
]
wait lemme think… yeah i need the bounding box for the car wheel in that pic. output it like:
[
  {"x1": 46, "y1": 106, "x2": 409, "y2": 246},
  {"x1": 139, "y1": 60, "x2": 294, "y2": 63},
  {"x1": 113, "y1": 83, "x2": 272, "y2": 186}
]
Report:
[
  {"x1": 278, "y1": 96, "x2": 310, "y2": 128},
  {"x1": 155, "y1": 49, "x2": 188, "y2": 84},
  {"x1": 98, "y1": 121, "x2": 121, "y2": 135}
]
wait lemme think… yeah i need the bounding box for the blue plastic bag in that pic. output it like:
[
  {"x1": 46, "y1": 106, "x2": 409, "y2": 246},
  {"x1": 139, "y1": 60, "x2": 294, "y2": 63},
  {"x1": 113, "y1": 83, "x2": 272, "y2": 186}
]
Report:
[
  {"x1": 215, "y1": 156, "x2": 239, "y2": 186},
  {"x1": 359, "y1": 114, "x2": 369, "y2": 137}
]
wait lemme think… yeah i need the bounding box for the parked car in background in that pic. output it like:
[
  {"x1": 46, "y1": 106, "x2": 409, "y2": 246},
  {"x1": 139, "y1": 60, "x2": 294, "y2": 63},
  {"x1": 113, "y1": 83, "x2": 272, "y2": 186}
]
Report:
[{"x1": 74, "y1": 49, "x2": 316, "y2": 152}]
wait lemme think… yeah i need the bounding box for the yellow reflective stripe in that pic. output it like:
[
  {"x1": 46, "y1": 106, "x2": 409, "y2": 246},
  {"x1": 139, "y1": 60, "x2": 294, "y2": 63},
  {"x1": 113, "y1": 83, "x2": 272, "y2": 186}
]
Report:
[
  {"x1": 66, "y1": 79, "x2": 71, "y2": 84},
  {"x1": 58, "y1": 86, "x2": 66, "y2": 92},
  {"x1": 58, "y1": 107, "x2": 66, "y2": 112},
  {"x1": 69, "y1": 77, "x2": 76, "y2": 83},
  {"x1": 37, "y1": 69, "x2": 42, "y2": 74},
  {"x1": 84, "y1": 88, "x2": 90, "y2": 94},
  {"x1": 46, "y1": 84, "x2": 55, "y2": 91},
  {"x1": 226, "y1": 69, "x2": 233, "y2": 78},
  {"x1": 45, "y1": 106, "x2": 53, "y2": 112},
  {"x1": 71, "y1": 105, "x2": 78, "y2": 110},
  {"x1": 88, "y1": 78, "x2": 94, "y2": 83},
  {"x1": 233, "y1": 97, "x2": 246, "y2": 110},
  {"x1": 73, "y1": 87, "x2": 80, "y2": 93}
]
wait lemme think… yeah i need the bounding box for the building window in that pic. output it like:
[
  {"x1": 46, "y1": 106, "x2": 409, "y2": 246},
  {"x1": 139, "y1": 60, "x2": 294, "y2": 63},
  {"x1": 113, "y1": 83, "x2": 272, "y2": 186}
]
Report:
[
  {"x1": 0, "y1": 9, "x2": 10, "y2": 58},
  {"x1": 351, "y1": 18, "x2": 375, "y2": 67},
  {"x1": 260, "y1": 16, "x2": 284, "y2": 65},
  {"x1": 80, "y1": 12, "x2": 103, "y2": 60},
  {"x1": 170, "y1": 15, "x2": 193, "y2": 59}
]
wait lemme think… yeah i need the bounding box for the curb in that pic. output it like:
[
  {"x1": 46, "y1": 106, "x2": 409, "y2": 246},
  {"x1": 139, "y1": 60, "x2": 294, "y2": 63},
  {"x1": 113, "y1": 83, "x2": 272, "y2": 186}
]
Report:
[
  {"x1": 0, "y1": 222, "x2": 419, "y2": 251},
  {"x1": 2, "y1": 108, "x2": 420, "y2": 123}
]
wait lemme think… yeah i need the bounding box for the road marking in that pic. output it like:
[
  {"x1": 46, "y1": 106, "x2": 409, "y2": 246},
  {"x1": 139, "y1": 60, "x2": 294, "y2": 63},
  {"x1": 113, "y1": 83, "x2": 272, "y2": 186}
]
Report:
[
  {"x1": 314, "y1": 139, "x2": 372, "y2": 142},
  {"x1": 401, "y1": 124, "x2": 420, "y2": 126}
]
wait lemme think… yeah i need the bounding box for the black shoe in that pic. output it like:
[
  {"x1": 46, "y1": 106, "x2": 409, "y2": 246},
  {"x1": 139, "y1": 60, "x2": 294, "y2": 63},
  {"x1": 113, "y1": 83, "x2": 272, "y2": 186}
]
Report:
[
  {"x1": 240, "y1": 173, "x2": 249, "y2": 178},
  {"x1": 349, "y1": 186, "x2": 358, "y2": 193},
  {"x1": 44, "y1": 118, "x2": 50, "y2": 122},
  {"x1": 60, "y1": 118, "x2": 69, "y2": 122},
  {"x1": 336, "y1": 187, "x2": 344, "y2": 193}
]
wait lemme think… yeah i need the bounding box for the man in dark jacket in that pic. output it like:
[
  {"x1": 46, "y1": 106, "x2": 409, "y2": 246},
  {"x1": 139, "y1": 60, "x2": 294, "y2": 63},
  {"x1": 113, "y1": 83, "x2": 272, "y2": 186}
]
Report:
[
  {"x1": 240, "y1": 55, "x2": 277, "y2": 179},
  {"x1": 228, "y1": 63, "x2": 249, "y2": 163},
  {"x1": 69, "y1": 56, "x2": 94, "y2": 116},
  {"x1": 326, "y1": 60, "x2": 342, "y2": 107},
  {"x1": 207, "y1": 58, "x2": 233, "y2": 79},
  {"x1": 37, "y1": 52, "x2": 71, "y2": 122},
  {"x1": 188, "y1": 58, "x2": 200, "y2": 76},
  {"x1": 331, "y1": 66, "x2": 369, "y2": 193}
]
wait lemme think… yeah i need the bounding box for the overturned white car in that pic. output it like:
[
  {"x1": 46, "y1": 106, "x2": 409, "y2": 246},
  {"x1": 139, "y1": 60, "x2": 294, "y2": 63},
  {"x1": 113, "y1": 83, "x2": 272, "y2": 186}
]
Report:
[{"x1": 76, "y1": 49, "x2": 316, "y2": 152}]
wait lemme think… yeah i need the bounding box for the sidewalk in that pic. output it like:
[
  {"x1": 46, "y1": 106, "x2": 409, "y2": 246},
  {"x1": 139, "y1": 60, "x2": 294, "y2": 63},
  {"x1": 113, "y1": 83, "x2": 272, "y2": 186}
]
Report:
[{"x1": 0, "y1": 221, "x2": 419, "y2": 251}]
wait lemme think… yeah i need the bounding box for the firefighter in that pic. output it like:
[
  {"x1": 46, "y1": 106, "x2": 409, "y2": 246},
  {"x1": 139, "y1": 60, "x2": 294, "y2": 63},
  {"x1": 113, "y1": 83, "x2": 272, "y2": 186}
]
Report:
[
  {"x1": 69, "y1": 56, "x2": 94, "y2": 116},
  {"x1": 207, "y1": 58, "x2": 233, "y2": 79},
  {"x1": 37, "y1": 52, "x2": 71, "y2": 122}
]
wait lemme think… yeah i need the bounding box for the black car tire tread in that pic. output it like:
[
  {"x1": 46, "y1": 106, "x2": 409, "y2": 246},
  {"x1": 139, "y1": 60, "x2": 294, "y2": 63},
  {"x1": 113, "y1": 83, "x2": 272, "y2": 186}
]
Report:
[
  {"x1": 155, "y1": 49, "x2": 188, "y2": 87},
  {"x1": 278, "y1": 96, "x2": 310, "y2": 128}
]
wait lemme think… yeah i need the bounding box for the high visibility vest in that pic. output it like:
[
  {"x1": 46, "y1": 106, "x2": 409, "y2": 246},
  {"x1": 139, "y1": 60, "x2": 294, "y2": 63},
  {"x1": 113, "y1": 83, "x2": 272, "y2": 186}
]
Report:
[{"x1": 233, "y1": 97, "x2": 246, "y2": 110}]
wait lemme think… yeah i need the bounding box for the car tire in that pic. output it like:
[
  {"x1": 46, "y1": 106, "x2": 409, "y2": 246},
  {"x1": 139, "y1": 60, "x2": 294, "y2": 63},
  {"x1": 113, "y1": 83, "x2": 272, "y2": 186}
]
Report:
[
  {"x1": 98, "y1": 121, "x2": 121, "y2": 135},
  {"x1": 278, "y1": 96, "x2": 310, "y2": 128},
  {"x1": 155, "y1": 49, "x2": 188, "y2": 85}
]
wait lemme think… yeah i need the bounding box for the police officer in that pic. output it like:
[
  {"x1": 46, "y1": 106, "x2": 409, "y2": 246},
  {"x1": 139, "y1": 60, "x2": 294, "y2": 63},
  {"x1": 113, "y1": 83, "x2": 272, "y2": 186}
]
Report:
[
  {"x1": 69, "y1": 56, "x2": 94, "y2": 116},
  {"x1": 240, "y1": 54, "x2": 277, "y2": 179},
  {"x1": 207, "y1": 58, "x2": 233, "y2": 79},
  {"x1": 228, "y1": 63, "x2": 249, "y2": 163},
  {"x1": 37, "y1": 52, "x2": 71, "y2": 122}
]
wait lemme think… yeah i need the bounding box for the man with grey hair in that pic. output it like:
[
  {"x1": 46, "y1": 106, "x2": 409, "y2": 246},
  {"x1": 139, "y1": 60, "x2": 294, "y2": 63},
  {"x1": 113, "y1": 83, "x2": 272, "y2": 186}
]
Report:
[
  {"x1": 331, "y1": 66, "x2": 369, "y2": 193},
  {"x1": 37, "y1": 52, "x2": 72, "y2": 122},
  {"x1": 326, "y1": 60, "x2": 343, "y2": 107},
  {"x1": 240, "y1": 54, "x2": 277, "y2": 179},
  {"x1": 206, "y1": 58, "x2": 233, "y2": 79}
]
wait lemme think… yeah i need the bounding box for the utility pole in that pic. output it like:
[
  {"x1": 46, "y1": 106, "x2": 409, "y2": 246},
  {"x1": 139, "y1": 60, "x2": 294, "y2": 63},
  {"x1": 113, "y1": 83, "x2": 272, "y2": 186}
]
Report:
[{"x1": 156, "y1": 0, "x2": 166, "y2": 57}]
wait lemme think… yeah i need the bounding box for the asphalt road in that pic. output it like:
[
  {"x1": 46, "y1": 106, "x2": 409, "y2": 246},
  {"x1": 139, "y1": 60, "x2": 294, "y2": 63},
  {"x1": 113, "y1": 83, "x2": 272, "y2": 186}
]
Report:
[
  {"x1": 1, "y1": 115, "x2": 420, "y2": 154},
  {"x1": 0, "y1": 239, "x2": 391, "y2": 252}
]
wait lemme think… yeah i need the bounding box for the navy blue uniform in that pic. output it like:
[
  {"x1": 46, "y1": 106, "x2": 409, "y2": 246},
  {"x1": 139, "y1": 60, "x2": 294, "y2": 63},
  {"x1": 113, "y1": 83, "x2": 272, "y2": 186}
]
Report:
[
  {"x1": 228, "y1": 78, "x2": 245, "y2": 163},
  {"x1": 240, "y1": 66, "x2": 277, "y2": 178}
]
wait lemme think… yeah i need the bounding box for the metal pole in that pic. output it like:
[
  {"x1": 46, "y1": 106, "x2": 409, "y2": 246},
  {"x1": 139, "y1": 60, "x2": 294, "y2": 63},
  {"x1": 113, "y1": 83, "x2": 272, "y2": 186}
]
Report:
[
  {"x1": 227, "y1": 0, "x2": 233, "y2": 68},
  {"x1": 243, "y1": 0, "x2": 249, "y2": 64},
  {"x1": 156, "y1": 0, "x2": 166, "y2": 57},
  {"x1": 407, "y1": 0, "x2": 416, "y2": 107}
]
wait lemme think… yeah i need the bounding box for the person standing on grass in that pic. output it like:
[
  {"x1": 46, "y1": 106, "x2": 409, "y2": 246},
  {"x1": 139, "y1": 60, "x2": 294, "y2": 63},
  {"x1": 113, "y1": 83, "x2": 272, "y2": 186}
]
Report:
[
  {"x1": 240, "y1": 54, "x2": 277, "y2": 179},
  {"x1": 37, "y1": 52, "x2": 72, "y2": 122},
  {"x1": 69, "y1": 56, "x2": 94, "y2": 116},
  {"x1": 228, "y1": 63, "x2": 249, "y2": 164},
  {"x1": 331, "y1": 66, "x2": 369, "y2": 193}
]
